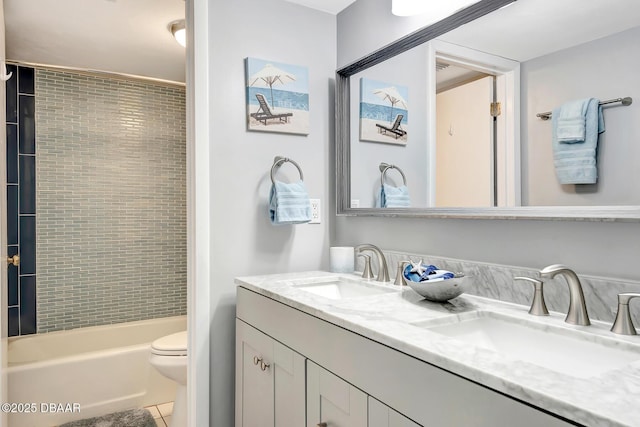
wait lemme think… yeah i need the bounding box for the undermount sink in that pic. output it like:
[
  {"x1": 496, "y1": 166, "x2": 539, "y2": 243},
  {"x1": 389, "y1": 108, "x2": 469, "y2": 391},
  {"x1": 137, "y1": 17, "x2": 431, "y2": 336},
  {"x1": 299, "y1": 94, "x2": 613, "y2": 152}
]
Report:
[
  {"x1": 412, "y1": 310, "x2": 640, "y2": 378},
  {"x1": 293, "y1": 277, "x2": 396, "y2": 300}
]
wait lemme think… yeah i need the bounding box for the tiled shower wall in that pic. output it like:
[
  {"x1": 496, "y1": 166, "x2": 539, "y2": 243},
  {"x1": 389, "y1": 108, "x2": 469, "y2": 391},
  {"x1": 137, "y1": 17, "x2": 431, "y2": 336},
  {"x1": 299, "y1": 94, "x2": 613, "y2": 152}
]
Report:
[{"x1": 27, "y1": 68, "x2": 186, "y2": 333}]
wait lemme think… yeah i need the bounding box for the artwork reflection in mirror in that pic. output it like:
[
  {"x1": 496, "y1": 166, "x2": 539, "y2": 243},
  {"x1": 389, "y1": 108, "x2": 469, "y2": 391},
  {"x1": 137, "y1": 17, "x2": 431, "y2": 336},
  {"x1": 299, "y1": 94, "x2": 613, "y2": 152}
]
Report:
[
  {"x1": 359, "y1": 78, "x2": 409, "y2": 145},
  {"x1": 350, "y1": 47, "x2": 428, "y2": 209}
]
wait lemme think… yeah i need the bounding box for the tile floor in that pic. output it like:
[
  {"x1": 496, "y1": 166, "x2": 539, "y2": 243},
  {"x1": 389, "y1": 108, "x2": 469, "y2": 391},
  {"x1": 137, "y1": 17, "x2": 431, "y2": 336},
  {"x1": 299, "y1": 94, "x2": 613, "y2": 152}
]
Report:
[{"x1": 145, "y1": 401, "x2": 173, "y2": 427}]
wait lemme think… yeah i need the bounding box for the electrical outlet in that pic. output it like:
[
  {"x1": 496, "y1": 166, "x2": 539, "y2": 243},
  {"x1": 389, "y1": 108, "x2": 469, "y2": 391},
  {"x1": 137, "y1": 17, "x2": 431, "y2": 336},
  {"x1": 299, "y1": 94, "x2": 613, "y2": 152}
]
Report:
[
  {"x1": 350, "y1": 199, "x2": 360, "y2": 208},
  {"x1": 309, "y1": 199, "x2": 321, "y2": 224}
]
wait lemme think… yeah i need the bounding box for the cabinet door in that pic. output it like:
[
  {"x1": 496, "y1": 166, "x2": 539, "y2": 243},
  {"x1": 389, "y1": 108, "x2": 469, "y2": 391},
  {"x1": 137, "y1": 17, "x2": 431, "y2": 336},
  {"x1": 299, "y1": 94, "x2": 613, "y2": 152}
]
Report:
[
  {"x1": 273, "y1": 339, "x2": 306, "y2": 427},
  {"x1": 235, "y1": 320, "x2": 305, "y2": 427},
  {"x1": 307, "y1": 361, "x2": 367, "y2": 427},
  {"x1": 368, "y1": 397, "x2": 421, "y2": 427},
  {"x1": 236, "y1": 319, "x2": 274, "y2": 426}
]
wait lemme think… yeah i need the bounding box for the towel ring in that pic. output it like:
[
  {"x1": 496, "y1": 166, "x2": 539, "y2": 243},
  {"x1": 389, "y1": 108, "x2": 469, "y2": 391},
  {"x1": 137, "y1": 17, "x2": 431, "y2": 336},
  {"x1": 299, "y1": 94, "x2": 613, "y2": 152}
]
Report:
[
  {"x1": 379, "y1": 162, "x2": 407, "y2": 186},
  {"x1": 270, "y1": 156, "x2": 304, "y2": 184}
]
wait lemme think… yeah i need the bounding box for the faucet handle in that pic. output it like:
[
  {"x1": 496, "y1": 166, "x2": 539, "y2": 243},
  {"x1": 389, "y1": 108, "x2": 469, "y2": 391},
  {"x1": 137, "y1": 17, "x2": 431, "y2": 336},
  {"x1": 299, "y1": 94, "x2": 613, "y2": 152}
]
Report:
[
  {"x1": 611, "y1": 293, "x2": 640, "y2": 335},
  {"x1": 394, "y1": 261, "x2": 410, "y2": 286},
  {"x1": 514, "y1": 277, "x2": 549, "y2": 316},
  {"x1": 358, "y1": 254, "x2": 374, "y2": 280}
]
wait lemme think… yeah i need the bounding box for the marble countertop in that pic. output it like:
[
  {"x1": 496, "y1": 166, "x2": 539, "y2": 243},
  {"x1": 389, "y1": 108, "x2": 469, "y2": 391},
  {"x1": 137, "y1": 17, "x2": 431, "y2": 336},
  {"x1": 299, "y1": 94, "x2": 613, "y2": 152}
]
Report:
[{"x1": 236, "y1": 271, "x2": 640, "y2": 427}]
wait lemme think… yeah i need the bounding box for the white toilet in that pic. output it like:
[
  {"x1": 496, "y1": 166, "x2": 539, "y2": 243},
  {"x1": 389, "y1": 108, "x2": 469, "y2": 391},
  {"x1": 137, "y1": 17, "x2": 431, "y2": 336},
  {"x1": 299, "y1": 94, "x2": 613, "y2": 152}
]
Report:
[{"x1": 150, "y1": 331, "x2": 187, "y2": 427}]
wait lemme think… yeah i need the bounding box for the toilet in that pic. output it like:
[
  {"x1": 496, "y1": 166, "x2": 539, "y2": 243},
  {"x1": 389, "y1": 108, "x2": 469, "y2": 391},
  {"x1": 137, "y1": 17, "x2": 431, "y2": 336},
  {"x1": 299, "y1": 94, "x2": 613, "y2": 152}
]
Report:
[{"x1": 149, "y1": 331, "x2": 187, "y2": 427}]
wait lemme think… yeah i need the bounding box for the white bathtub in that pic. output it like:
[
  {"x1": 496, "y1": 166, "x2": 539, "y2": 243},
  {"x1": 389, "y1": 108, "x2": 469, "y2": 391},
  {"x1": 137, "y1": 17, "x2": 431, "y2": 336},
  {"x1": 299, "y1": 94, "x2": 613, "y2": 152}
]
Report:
[{"x1": 7, "y1": 315, "x2": 187, "y2": 427}]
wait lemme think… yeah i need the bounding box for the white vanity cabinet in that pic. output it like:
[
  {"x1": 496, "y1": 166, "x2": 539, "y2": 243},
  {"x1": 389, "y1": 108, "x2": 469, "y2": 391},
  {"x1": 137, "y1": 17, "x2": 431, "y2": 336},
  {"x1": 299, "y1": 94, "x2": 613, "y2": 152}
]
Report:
[
  {"x1": 307, "y1": 360, "x2": 368, "y2": 427},
  {"x1": 236, "y1": 286, "x2": 576, "y2": 427},
  {"x1": 368, "y1": 397, "x2": 421, "y2": 427},
  {"x1": 306, "y1": 362, "x2": 421, "y2": 427},
  {"x1": 235, "y1": 319, "x2": 306, "y2": 427}
]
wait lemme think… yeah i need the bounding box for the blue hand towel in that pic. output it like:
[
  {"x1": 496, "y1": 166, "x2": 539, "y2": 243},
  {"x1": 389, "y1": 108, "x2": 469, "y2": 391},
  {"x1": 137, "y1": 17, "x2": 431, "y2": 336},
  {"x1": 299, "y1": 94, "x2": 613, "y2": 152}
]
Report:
[
  {"x1": 375, "y1": 183, "x2": 411, "y2": 208},
  {"x1": 556, "y1": 99, "x2": 590, "y2": 143},
  {"x1": 269, "y1": 180, "x2": 311, "y2": 225},
  {"x1": 552, "y1": 98, "x2": 605, "y2": 184}
]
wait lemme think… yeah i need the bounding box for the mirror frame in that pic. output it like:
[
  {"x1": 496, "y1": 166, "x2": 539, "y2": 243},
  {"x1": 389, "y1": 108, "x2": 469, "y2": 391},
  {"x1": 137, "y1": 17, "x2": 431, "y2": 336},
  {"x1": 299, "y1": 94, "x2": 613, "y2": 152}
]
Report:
[{"x1": 336, "y1": 0, "x2": 640, "y2": 221}]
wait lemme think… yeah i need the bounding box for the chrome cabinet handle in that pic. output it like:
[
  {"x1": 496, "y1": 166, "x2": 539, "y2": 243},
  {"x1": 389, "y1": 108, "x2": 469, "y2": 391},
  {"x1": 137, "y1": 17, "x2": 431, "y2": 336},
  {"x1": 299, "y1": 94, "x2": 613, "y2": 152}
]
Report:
[{"x1": 252, "y1": 355, "x2": 270, "y2": 371}]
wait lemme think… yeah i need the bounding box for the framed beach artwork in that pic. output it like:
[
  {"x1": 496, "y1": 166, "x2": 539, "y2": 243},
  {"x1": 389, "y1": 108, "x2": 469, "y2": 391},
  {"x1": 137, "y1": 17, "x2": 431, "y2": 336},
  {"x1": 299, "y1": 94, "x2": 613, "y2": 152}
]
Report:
[
  {"x1": 245, "y1": 57, "x2": 310, "y2": 135},
  {"x1": 359, "y1": 77, "x2": 408, "y2": 145}
]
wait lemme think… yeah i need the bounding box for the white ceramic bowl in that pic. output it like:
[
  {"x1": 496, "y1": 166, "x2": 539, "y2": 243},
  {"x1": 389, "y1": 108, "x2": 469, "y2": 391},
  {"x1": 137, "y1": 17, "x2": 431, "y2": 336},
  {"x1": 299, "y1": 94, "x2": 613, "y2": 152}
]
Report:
[{"x1": 403, "y1": 274, "x2": 470, "y2": 302}]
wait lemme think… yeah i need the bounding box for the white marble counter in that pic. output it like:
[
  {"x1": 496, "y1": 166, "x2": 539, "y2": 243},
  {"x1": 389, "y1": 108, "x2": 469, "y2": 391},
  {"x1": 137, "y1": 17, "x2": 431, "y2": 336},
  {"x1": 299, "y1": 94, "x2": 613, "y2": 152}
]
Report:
[{"x1": 236, "y1": 271, "x2": 640, "y2": 427}]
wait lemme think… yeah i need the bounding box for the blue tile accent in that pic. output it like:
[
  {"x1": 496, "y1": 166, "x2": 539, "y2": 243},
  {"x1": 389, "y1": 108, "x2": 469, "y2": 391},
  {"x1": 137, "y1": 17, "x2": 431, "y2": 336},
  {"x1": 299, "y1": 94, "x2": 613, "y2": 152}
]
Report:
[
  {"x1": 6, "y1": 124, "x2": 18, "y2": 183},
  {"x1": 7, "y1": 65, "x2": 39, "y2": 337},
  {"x1": 19, "y1": 216, "x2": 36, "y2": 275},
  {"x1": 7, "y1": 185, "x2": 18, "y2": 245},
  {"x1": 19, "y1": 275, "x2": 37, "y2": 335},
  {"x1": 18, "y1": 67, "x2": 35, "y2": 95},
  {"x1": 5, "y1": 65, "x2": 17, "y2": 123},
  {"x1": 8, "y1": 307, "x2": 20, "y2": 337},
  {"x1": 19, "y1": 95, "x2": 36, "y2": 155},
  {"x1": 19, "y1": 155, "x2": 36, "y2": 214},
  {"x1": 8, "y1": 246, "x2": 19, "y2": 307}
]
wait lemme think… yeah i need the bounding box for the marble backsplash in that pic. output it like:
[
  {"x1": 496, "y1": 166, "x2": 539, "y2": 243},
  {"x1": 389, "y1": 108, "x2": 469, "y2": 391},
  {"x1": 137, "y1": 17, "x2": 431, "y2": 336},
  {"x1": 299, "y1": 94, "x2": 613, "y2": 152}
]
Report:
[{"x1": 355, "y1": 250, "x2": 640, "y2": 327}]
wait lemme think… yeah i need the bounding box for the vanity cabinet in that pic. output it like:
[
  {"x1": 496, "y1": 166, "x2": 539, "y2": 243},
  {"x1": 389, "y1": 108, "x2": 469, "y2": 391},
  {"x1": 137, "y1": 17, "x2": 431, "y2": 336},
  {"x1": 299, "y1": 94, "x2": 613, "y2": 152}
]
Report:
[
  {"x1": 369, "y1": 397, "x2": 421, "y2": 427},
  {"x1": 235, "y1": 319, "x2": 305, "y2": 427},
  {"x1": 306, "y1": 362, "x2": 421, "y2": 427},
  {"x1": 307, "y1": 360, "x2": 368, "y2": 427},
  {"x1": 236, "y1": 287, "x2": 575, "y2": 427}
]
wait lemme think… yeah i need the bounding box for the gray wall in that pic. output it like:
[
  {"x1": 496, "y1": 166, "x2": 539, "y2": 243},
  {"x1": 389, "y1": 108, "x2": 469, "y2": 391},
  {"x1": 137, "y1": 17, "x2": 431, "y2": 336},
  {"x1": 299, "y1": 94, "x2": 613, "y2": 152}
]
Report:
[
  {"x1": 335, "y1": 0, "x2": 640, "y2": 281},
  {"x1": 36, "y1": 69, "x2": 187, "y2": 332},
  {"x1": 521, "y1": 26, "x2": 640, "y2": 206},
  {"x1": 207, "y1": 0, "x2": 335, "y2": 425}
]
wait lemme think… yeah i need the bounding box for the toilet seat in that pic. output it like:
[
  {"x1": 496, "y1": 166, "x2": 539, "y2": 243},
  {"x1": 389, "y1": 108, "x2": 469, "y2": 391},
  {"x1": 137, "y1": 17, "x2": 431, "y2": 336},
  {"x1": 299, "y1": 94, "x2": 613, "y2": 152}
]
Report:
[{"x1": 151, "y1": 331, "x2": 187, "y2": 356}]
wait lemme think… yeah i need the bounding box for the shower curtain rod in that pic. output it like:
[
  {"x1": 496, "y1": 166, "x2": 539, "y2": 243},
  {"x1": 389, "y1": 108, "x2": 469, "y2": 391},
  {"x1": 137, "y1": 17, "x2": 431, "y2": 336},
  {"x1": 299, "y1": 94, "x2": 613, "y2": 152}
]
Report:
[{"x1": 536, "y1": 96, "x2": 632, "y2": 120}]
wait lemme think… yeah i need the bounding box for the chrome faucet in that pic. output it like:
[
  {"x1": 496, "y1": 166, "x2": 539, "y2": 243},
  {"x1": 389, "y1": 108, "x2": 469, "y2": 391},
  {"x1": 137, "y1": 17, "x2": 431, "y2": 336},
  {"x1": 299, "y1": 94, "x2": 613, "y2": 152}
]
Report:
[
  {"x1": 539, "y1": 264, "x2": 590, "y2": 326},
  {"x1": 355, "y1": 244, "x2": 390, "y2": 282}
]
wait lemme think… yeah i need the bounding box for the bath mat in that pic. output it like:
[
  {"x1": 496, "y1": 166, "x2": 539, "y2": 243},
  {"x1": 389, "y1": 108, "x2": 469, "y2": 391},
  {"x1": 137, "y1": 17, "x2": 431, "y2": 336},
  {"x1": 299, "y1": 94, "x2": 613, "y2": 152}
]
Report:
[{"x1": 58, "y1": 408, "x2": 155, "y2": 427}]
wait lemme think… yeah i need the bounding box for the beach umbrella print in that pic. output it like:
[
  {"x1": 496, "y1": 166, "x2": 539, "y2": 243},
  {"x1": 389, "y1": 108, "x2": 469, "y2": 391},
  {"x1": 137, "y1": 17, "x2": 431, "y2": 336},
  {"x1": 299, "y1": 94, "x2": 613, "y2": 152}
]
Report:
[
  {"x1": 248, "y1": 63, "x2": 296, "y2": 108},
  {"x1": 373, "y1": 86, "x2": 408, "y2": 123}
]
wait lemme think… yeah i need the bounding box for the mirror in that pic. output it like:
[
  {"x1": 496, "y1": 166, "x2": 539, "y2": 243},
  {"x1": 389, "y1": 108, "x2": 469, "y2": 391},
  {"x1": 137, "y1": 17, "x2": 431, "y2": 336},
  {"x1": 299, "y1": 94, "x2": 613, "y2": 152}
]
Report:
[{"x1": 336, "y1": 0, "x2": 640, "y2": 220}]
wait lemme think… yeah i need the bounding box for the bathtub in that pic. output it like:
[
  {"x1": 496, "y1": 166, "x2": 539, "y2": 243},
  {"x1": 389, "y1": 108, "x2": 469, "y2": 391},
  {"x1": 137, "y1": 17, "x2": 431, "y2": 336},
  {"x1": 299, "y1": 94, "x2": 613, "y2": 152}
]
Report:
[{"x1": 7, "y1": 315, "x2": 187, "y2": 427}]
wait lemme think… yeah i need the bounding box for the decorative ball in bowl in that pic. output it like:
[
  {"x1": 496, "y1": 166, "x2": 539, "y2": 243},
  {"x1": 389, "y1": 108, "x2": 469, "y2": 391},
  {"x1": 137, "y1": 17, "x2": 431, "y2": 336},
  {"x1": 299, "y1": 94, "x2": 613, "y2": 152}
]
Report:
[{"x1": 402, "y1": 264, "x2": 470, "y2": 302}]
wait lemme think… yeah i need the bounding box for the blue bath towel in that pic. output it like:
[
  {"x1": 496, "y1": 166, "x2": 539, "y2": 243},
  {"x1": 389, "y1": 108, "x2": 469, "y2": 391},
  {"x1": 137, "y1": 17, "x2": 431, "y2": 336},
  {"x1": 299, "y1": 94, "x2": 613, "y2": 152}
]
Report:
[
  {"x1": 552, "y1": 98, "x2": 605, "y2": 184},
  {"x1": 376, "y1": 184, "x2": 411, "y2": 208},
  {"x1": 269, "y1": 180, "x2": 312, "y2": 225}
]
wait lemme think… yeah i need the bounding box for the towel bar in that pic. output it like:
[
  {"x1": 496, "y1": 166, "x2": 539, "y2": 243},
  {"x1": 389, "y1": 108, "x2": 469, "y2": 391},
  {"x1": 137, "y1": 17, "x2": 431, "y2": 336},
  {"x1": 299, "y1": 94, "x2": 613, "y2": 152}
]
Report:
[
  {"x1": 270, "y1": 156, "x2": 304, "y2": 184},
  {"x1": 379, "y1": 162, "x2": 407, "y2": 186},
  {"x1": 537, "y1": 97, "x2": 632, "y2": 120}
]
